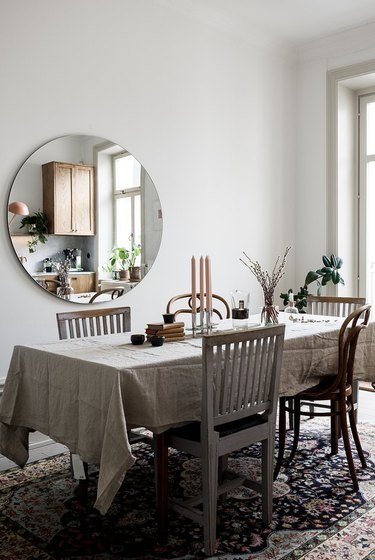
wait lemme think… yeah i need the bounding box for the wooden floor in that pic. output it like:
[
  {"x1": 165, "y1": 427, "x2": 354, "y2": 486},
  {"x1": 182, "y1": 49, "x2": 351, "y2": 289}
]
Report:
[{"x1": 0, "y1": 388, "x2": 374, "y2": 472}]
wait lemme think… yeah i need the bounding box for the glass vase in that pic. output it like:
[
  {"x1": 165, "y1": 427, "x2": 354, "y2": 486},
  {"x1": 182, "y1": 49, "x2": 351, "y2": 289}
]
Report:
[
  {"x1": 57, "y1": 284, "x2": 74, "y2": 300},
  {"x1": 261, "y1": 305, "x2": 279, "y2": 325}
]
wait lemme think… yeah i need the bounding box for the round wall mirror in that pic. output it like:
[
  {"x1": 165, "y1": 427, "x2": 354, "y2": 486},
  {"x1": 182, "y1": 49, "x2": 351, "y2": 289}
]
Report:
[{"x1": 7, "y1": 135, "x2": 163, "y2": 303}]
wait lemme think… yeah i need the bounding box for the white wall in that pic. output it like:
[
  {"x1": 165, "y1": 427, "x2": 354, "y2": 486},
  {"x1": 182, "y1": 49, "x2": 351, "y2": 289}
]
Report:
[
  {"x1": 0, "y1": 0, "x2": 296, "y2": 380},
  {"x1": 296, "y1": 22, "x2": 375, "y2": 294}
]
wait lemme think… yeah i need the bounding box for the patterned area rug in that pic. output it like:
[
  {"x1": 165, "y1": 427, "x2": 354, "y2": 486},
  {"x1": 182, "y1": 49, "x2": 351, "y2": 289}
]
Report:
[{"x1": 0, "y1": 419, "x2": 374, "y2": 559}]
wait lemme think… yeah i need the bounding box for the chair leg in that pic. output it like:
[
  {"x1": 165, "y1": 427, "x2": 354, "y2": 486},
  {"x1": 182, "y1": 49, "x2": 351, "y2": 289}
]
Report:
[
  {"x1": 330, "y1": 400, "x2": 339, "y2": 455},
  {"x1": 202, "y1": 440, "x2": 218, "y2": 557},
  {"x1": 154, "y1": 433, "x2": 169, "y2": 543},
  {"x1": 262, "y1": 435, "x2": 273, "y2": 524},
  {"x1": 347, "y1": 394, "x2": 367, "y2": 468},
  {"x1": 352, "y1": 380, "x2": 359, "y2": 423},
  {"x1": 289, "y1": 397, "x2": 301, "y2": 462},
  {"x1": 274, "y1": 397, "x2": 287, "y2": 480},
  {"x1": 339, "y1": 401, "x2": 359, "y2": 491}
]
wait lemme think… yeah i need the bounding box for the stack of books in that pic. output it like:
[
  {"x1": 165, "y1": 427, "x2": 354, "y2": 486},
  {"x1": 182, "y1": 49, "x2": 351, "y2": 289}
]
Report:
[{"x1": 145, "y1": 321, "x2": 185, "y2": 342}]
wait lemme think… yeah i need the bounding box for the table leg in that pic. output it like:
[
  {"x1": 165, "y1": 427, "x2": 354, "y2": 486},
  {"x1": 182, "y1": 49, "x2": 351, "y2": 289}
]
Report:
[{"x1": 154, "y1": 432, "x2": 168, "y2": 543}]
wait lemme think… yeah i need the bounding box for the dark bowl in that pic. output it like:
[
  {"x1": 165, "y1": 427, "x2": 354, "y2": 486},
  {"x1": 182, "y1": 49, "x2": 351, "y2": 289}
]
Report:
[
  {"x1": 131, "y1": 334, "x2": 145, "y2": 345},
  {"x1": 162, "y1": 313, "x2": 176, "y2": 324},
  {"x1": 150, "y1": 335, "x2": 165, "y2": 347}
]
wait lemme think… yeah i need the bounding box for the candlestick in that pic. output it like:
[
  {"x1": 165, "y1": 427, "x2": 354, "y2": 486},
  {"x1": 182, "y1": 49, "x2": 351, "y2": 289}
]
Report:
[
  {"x1": 205, "y1": 255, "x2": 212, "y2": 313},
  {"x1": 199, "y1": 256, "x2": 205, "y2": 327},
  {"x1": 191, "y1": 256, "x2": 197, "y2": 314}
]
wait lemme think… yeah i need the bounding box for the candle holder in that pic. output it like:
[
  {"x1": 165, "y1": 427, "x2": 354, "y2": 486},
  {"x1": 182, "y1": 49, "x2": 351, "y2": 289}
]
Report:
[
  {"x1": 191, "y1": 311, "x2": 197, "y2": 336},
  {"x1": 205, "y1": 310, "x2": 213, "y2": 332}
]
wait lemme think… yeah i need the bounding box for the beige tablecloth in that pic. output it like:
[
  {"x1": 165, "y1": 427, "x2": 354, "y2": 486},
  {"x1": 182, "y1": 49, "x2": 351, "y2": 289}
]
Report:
[{"x1": 1, "y1": 313, "x2": 374, "y2": 514}]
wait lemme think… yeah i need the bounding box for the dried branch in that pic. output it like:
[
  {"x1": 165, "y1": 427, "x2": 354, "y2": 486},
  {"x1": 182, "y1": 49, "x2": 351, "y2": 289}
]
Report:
[{"x1": 240, "y1": 246, "x2": 292, "y2": 302}]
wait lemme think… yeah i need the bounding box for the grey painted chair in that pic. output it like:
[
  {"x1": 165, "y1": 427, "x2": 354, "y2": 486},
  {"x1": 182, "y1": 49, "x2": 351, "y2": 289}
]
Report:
[
  {"x1": 160, "y1": 325, "x2": 285, "y2": 556},
  {"x1": 55, "y1": 307, "x2": 146, "y2": 490},
  {"x1": 56, "y1": 306, "x2": 131, "y2": 339},
  {"x1": 306, "y1": 295, "x2": 366, "y2": 316}
]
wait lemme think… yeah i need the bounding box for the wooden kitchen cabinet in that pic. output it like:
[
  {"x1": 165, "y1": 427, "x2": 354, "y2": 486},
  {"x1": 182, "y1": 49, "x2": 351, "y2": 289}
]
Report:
[
  {"x1": 68, "y1": 272, "x2": 96, "y2": 293},
  {"x1": 42, "y1": 161, "x2": 95, "y2": 235},
  {"x1": 34, "y1": 272, "x2": 96, "y2": 294}
]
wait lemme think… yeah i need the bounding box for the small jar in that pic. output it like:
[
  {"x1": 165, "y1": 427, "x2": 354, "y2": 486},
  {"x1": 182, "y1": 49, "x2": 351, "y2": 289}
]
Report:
[
  {"x1": 231, "y1": 290, "x2": 250, "y2": 329},
  {"x1": 43, "y1": 258, "x2": 52, "y2": 273}
]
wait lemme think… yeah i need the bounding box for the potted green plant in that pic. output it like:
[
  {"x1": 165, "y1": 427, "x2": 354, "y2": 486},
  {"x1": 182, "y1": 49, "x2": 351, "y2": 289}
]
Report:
[
  {"x1": 280, "y1": 254, "x2": 344, "y2": 312},
  {"x1": 129, "y1": 243, "x2": 142, "y2": 280},
  {"x1": 19, "y1": 210, "x2": 49, "y2": 253},
  {"x1": 109, "y1": 247, "x2": 131, "y2": 279}
]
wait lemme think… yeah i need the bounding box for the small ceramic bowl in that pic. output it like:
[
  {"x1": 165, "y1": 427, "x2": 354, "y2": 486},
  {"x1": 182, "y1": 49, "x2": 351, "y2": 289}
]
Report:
[
  {"x1": 150, "y1": 335, "x2": 165, "y2": 347},
  {"x1": 163, "y1": 313, "x2": 175, "y2": 324},
  {"x1": 131, "y1": 334, "x2": 145, "y2": 345}
]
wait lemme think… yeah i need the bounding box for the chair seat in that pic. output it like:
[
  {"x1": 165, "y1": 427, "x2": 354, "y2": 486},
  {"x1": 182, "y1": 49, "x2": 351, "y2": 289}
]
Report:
[
  {"x1": 296, "y1": 378, "x2": 351, "y2": 402},
  {"x1": 169, "y1": 414, "x2": 267, "y2": 442}
]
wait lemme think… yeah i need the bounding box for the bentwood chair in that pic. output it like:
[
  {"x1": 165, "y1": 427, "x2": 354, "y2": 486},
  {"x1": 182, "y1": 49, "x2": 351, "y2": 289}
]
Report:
[
  {"x1": 55, "y1": 307, "x2": 146, "y2": 488},
  {"x1": 157, "y1": 325, "x2": 285, "y2": 556},
  {"x1": 166, "y1": 293, "x2": 230, "y2": 320},
  {"x1": 306, "y1": 296, "x2": 367, "y2": 421},
  {"x1": 274, "y1": 304, "x2": 371, "y2": 491},
  {"x1": 88, "y1": 287, "x2": 125, "y2": 303}
]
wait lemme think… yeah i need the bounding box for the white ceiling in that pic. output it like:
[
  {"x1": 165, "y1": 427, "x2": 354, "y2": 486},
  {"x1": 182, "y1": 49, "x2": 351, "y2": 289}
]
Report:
[{"x1": 183, "y1": 0, "x2": 375, "y2": 47}]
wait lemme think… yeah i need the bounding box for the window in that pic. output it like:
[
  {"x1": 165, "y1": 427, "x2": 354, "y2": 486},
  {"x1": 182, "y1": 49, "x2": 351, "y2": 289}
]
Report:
[
  {"x1": 113, "y1": 153, "x2": 142, "y2": 264},
  {"x1": 359, "y1": 93, "x2": 375, "y2": 305}
]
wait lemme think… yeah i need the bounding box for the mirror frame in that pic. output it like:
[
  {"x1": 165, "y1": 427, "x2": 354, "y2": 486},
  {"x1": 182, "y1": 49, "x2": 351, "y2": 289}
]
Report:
[{"x1": 7, "y1": 135, "x2": 163, "y2": 304}]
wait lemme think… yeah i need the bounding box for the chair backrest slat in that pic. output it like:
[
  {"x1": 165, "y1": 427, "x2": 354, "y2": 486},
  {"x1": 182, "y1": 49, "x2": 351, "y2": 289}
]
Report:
[
  {"x1": 307, "y1": 296, "x2": 366, "y2": 317},
  {"x1": 56, "y1": 307, "x2": 131, "y2": 340},
  {"x1": 202, "y1": 325, "x2": 285, "y2": 429}
]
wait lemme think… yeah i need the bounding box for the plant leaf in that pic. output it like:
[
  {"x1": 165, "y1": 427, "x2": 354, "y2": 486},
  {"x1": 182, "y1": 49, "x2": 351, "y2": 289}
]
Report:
[
  {"x1": 322, "y1": 255, "x2": 331, "y2": 267},
  {"x1": 305, "y1": 271, "x2": 320, "y2": 285}
]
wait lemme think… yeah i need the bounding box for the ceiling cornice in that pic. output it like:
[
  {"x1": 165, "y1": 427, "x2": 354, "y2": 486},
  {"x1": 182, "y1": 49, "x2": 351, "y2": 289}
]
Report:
[{"x1": 153, "y1": 0, "x2": 296, "y2": 61}]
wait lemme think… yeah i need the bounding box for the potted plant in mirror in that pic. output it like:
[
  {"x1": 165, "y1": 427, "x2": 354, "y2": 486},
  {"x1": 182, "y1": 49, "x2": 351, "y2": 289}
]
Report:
[
  {"x1": 19, "y1": 210, "x2": 49, "y2": 253},
  {"x1": 129, "y1": 243, "x2": 142, "y2": 281},
  {"x1": 109, "y1": 247, "x2": 130, "y2": 280}
]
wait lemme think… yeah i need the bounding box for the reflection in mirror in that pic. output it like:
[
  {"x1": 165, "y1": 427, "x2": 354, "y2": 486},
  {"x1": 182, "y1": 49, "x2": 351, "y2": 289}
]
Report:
[{"x1": 7, "y1": 135, "x2": 163, "y2": 303}]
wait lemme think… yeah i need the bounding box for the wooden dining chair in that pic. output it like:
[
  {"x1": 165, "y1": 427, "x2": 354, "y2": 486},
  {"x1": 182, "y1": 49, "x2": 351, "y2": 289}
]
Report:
[
  {"x1": 306, "y1": 295, "x2": 366, "y2": 316},
  {"x1": 166, "y1": 292, "x2": 230, "y2": 320},
  {"x1": 306, "y1": 295, "x2": 367, "y2": 420},
  {"x1": 274, "y1": 304, "x2": 371, "y2": 491},
  {"x1": 88, "y1": 287, "x2": 125, "y2": 303},
  {"x1": 56, "y1": 306, "x2": 131, "y2": 339},
  {"x1": 55, "y1": 306, "x2": 146, "y2": 490},
  {"x1": 156, "y1": 324, "x2": 285, "y2": 556}
]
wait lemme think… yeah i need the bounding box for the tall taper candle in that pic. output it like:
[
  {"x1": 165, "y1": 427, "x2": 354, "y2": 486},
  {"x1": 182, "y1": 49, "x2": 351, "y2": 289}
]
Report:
[
  {"x1": 205, "y1": 255, "x2": 212, "y2": 312},
  {"x1": 200, "y1": 256, "x2": 205, "y2": 324},
  {"x1": 191, "y1": 256, "x2": 197, "y2": 313}
]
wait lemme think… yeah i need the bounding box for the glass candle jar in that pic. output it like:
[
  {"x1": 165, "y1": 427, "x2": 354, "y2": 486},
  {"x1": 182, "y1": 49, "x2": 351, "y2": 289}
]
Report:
[{"x1": 231, "y1": 290, "x2": 250, "y2": 329}]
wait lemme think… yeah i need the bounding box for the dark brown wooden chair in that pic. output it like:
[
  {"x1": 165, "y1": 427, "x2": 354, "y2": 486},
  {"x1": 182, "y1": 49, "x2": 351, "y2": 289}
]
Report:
[
  {"x1": 166, "y1": 292, "x2": 230, "y2": 320},
  {"x1": 274, "y1": 304, "x2": 371, "y2": 491},
  {"x1": 88, "y1": 287, "x2": 125, "y2": 303},
  {"x1": 306, "y1": 295, "x2": 367, "y2": 421},
  {"x1": 44, "y1": 279, "x2": 61, "y2": 293}
]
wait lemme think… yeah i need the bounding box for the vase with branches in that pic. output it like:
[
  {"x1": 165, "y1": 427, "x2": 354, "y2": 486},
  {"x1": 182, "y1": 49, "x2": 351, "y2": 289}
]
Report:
[{"x1": 240, "y1": 246, "x2": 291, "y2": 324}]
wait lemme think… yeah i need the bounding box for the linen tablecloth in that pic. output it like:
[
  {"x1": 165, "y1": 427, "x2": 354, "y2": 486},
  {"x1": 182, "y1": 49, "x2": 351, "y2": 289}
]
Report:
[{"x1": 1, "y1": 313, "x2": 374, "y2": 514}]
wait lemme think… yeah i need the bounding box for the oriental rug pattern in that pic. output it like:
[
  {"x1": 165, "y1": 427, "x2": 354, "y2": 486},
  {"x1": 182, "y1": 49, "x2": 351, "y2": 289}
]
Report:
[{"x1": 0, "y1": 419, "x2": 374, "y2": 559}]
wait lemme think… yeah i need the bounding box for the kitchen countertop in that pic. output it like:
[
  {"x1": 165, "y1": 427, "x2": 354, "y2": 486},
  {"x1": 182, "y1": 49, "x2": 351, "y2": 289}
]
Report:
[{"x1": 31, "y1": 271, "x2": 94, "y2": 276}]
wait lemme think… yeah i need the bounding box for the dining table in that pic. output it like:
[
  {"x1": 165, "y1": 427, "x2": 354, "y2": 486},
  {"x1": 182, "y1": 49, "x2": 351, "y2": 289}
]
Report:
[{"x1": 1, "y1": 311, "x2": 375, "y2": 535}]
